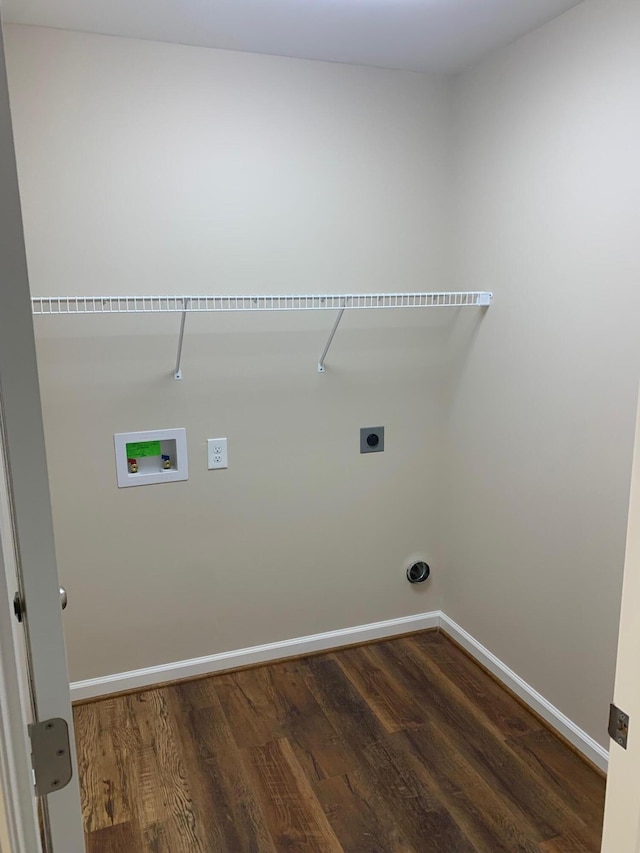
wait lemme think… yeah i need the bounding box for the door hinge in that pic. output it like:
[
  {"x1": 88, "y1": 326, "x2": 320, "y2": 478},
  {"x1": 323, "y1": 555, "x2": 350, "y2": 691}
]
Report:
[
  {"x1": 608, "y1": 703, "x2": 629, "y2": 749},
  {"x1": 28, "y1": 718, "x2": 73, "y2": 796},
  {"x1": 13, "y1": 592, "x2": 24, "y2": 622}
]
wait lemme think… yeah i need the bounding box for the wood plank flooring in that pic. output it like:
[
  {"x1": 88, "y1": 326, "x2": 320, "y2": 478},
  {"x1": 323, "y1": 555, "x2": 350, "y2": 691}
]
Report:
[{"x1": 74, "y1": 631, "x2": 605, "y2": 852}]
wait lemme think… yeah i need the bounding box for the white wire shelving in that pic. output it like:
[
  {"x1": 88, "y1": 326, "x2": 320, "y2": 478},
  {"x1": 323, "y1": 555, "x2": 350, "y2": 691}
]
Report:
[{"x1": 31, "y1": 291, "x2": 493, "y2": 378}]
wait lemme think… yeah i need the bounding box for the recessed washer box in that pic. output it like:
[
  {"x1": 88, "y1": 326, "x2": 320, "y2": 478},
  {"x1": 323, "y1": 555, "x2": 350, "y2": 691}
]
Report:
[{"x1": 114, "y1": 428, "x2": 188, "y2": 488}]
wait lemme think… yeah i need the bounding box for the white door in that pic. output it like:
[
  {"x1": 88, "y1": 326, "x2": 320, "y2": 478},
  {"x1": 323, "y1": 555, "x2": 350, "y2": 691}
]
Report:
[
  {"x1": 601, "y1": 388, "x2": 640, "y2": 852},
  {"x1": 0, "y1": 15, "x2": 85, "y2": 853}
]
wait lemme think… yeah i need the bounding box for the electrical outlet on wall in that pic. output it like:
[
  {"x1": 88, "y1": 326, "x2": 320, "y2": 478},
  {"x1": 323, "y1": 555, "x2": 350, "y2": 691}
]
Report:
[
  {"x1": 360, "y1": 426, "x2": 384, "y2": 454},
  {"x1": 207, "y1": 438, "x2": 228, "y2": 470}
]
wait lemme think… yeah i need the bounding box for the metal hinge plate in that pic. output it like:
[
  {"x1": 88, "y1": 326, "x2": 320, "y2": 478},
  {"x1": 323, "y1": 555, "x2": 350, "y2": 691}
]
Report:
[
  {"x1": 28, "y1": 718, "x2": 73, "y2": 796},
  {"x1": 608, "y1": 703, "x2": 629, "y2": 749}
]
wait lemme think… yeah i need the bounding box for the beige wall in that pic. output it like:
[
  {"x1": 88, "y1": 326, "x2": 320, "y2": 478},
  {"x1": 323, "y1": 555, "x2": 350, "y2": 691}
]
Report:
[
  {"x1": 445, "y1": 0, "x2": 640, "y2": 747},
  {"x1": 5, "y1": 2, "x2": 639, "y2": 751},
  {"x1": 4, "y1": 25, "x2": 450, "y2": 682}
]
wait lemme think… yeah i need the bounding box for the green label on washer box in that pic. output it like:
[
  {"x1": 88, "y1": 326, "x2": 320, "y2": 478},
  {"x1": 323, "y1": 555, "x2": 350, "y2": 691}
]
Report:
[{"x1": 126, "y1": 440, "x2": 162, "y2": 458}]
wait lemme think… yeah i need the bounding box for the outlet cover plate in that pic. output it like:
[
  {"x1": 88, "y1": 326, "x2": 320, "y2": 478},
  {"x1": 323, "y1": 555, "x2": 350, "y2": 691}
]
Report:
[
  {"x1": 208, "y1": 438, "x2": 228, "y2": 469},
  {"x1": 360, "y1": 426, "x2": 384, "y2": 453}
]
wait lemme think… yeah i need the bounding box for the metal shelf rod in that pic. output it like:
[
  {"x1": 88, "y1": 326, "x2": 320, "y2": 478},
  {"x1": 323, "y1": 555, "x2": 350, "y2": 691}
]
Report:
[
  {"x1": 318, "y1": 298, "x2": 349, "y2": 373},
  {"x1": 174, "y1": 298, "x2": 190, "y2": 381}
]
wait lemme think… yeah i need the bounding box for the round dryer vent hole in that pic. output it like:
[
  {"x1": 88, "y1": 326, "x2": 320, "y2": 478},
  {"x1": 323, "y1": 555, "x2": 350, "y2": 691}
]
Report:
[{"x1": 407, "y1": 561, "x2": 431, "y2": 584}]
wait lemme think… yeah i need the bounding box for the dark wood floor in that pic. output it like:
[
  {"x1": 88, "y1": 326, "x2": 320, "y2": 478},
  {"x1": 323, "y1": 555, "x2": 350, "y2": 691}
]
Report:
[{"x1": 74, "y1": 630, "x2": 605, "y2": 852}]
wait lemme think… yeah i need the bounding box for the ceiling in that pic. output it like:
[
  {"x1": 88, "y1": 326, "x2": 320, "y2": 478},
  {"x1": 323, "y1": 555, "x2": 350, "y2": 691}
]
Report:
[{"x1": 2, "y1": 0, "x2": 583, "y2": 73}]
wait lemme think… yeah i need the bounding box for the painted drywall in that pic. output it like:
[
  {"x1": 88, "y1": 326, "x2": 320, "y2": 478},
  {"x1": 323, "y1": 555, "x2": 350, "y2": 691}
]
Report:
[
  {"x1": 4, "y1": 25, "x2": 451, "y2": 682},
  {"x1": 445, "y1": 0, "x2": 640, "y2": 748},
  {"x1": 5, "y1": 3, "x2": 638, "y2": 754}
]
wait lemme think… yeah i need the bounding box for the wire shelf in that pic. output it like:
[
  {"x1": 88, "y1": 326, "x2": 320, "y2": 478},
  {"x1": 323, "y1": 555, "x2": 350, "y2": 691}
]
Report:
[
  {"x1": 31, "y1": 292, "x2": 493, "y2": 315},
  {"x1": 31, "y1": 291, "x2": 493, "y2": 378}
]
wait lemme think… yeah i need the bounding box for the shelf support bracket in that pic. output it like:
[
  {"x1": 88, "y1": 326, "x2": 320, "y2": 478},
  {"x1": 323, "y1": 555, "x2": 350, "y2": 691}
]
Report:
[
  {"x1": 174, "y1": 298, "x2": 190, "y2": 380},
  {"x1": 318, "y1": 299, "x2": 349, "y2": 373}
]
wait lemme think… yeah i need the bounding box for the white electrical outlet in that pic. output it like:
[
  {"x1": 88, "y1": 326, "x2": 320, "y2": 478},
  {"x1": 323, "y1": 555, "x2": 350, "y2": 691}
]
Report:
[{"x1": 207, "y1": 438, "x2": 228, "y2": 470}]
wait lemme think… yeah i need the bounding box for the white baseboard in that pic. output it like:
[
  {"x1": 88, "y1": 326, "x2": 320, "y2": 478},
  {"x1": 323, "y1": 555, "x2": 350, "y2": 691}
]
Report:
[
  {"x1": 439, "y1": 613, "x2": 609, "y2": 773},
  {"x1": 70, "y1": 609, "x2": 608, "y2": 772},
  {"x1": 70, "y1": 610, "x2": 441, "y2": 702}
]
